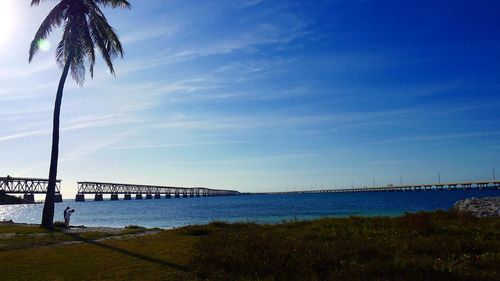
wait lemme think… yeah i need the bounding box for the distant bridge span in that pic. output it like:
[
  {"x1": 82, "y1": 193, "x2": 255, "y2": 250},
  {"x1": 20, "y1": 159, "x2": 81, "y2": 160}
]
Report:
[
  {"x1": 267, "y1": 180, "x2": 500, "y2": 195},
  {"x1": 0, "y1": 176, "x2": 62, "y2": 203},
  {"x1": 76, "y1": 181, "x2": 240, "y2": 201}
]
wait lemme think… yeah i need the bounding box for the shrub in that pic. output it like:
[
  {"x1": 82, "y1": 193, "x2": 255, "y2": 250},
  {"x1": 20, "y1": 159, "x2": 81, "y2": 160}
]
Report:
[
  {"x1": 190, "y1": 213, "x2": 500, "y2": 281},
  {"x1": 53, "y1": 221, "x2": 66, "y2": 228},
  {"x1": 183, "y1": 226, "x2": 213, "y2": 236},
  {"x1": 125, "y1": 225, "x2": 144, "y2": 229}
]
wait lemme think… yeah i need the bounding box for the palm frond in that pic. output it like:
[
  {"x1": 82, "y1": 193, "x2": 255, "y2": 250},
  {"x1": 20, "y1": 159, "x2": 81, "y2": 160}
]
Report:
[
  {"x1": 88, "y1": 16, "x2": 115, "y2": 75},
  {"x1": 55, "y1": 20, "x2": 74, "y2": 68},
  {"x1": 86, "y1": 3, "x2": 125, "y2": 75},
  {"x1": 30, "y1": 0, "x2": 128, "y2": 83},
  {"x1": 94, "y1": 0, "x2": 131, "y2": 9},
  {"x1": 81, "y1": 21, "x2": 96, "y2": 78},
  {"x1": 55, "y1": 39, "x2": 66, "y2": 68},
  {"x1": 86, "y1": 1, "x2": 124, "y2": 57},
  {"x1": 29, "y1": 1, "x2": 68, "y2": 62},
  {"x1": 70, "y1": 38, "x2": 86, "y2": 85}
]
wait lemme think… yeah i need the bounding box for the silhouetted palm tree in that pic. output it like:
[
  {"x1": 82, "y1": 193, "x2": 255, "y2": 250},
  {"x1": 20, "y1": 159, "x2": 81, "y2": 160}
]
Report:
[{"x1": 29, "y1": 0, "x2": 130, "y2": 229}]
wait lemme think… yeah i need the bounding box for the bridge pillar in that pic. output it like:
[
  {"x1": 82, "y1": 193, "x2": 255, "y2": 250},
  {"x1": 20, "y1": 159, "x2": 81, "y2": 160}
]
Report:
[
  {"x1": 135, "y1": 193, "x2": 143, "y2": 200},
  {"x1": 478, "y1": 183, "x2": 487, "y2": 190},
  {"x1": 165, "y1": 193, "x2": 171, "y2": 198},
  {"x1": 175, "y1": 192, "x2": 180, "y2": 198},
  {"x1": 154, "y1": 193, "x2": 161, "y2": 199},
  {"x1": 189, "y1": 192, "x2": 195, "y2": 198},
  {"x1": 182, "y1": 192, "x2": 188, "y2": 198},
  {"x1": 23, "y1": 193, "x2": 35, "y2": 203},
  {"x1": 124, "y1": 194, "x2": 131, "y2": 200},
  {"x1": 146, "y1": 193, "x2": 153, "y2": 199},
  {"x1": 75, "y1": 194, "x2": 85, "y2": 201},
  {"x1": 94, "y1": 194, "x2": 103, "y2": 201},
  {"x1": 54, "y1": 193, "x2": 63, "y2": 203},
  {"x1": 110, "y1": 194, "x2": 119, "y2": 200}
]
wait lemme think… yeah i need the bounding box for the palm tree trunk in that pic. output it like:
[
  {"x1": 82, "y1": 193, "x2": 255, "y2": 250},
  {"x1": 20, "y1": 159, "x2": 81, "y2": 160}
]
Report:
[{"x1": 41, "y1": 52, "x2": 74, "y2": 229}]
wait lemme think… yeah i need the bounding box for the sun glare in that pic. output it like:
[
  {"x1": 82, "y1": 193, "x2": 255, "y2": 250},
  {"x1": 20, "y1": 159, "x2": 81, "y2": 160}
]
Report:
[
  {"x1": 0, "y1": 2, "x2": 14, "y2": 46},
  {"x1": 37, "y1": 39, "x2": 51, "y2": 51}
]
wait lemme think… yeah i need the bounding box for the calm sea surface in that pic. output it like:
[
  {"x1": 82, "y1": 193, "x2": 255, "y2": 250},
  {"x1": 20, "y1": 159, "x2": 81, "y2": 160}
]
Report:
[{"x1": 1, "y1": 190, "x2": 500, "y2": 228}]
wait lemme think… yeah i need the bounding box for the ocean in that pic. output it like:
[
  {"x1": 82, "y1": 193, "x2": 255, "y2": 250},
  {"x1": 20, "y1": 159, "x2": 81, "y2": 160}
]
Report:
[{"x1": 1, "y1": 189, "x2": 500, "y2": 228}]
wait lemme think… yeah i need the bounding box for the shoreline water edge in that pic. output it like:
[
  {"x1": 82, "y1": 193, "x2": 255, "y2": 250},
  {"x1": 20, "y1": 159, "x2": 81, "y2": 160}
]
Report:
[{"x1": 3, "y1": 190, "x2": 500, "y2": 228}]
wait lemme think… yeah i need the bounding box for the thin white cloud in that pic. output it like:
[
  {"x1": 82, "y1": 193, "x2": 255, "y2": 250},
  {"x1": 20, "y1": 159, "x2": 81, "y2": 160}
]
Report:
[
  {"x1": 233, "y1": 0, "x2": 265, "y2": 8},
  {"x1": 371, "y1": 132, "x2": 500, "y2": 145},
  {"x1": 0, "y1": 82, "x2": 56, "y2": 102},
  {"x1": 170, "y1": 152, "x2": 324, "y2": 166},
  {"x1": 0, "y1": 128, "x2": 49, "y2": 142},
  {"x1": 118, "y1": 21, "x2": 309, "y2": 73},
  {"x1": 0, "y1": 59, "x2": 56, "y2": 80},
  {"x1": 14, "y1": 162, "x2": 48, "y2": 177},
  {"x1": 62, "y1": 114, "x2": 125, "y2": 130},
  {"x1": 0, "y1": 114, "x2": 129, "y2": 142},
  {"x1": 362, "y1": 159, "x2": 428, "y2": 168},
  {"x1": 61, "y1": 130, "x2": 137, "y2": 162},
  {"x1": 112, "y1": 140, "x2": 245, "y2": 150},
  {"x1": 121, "y1": 24, "x2": 179, "y2": 44}
]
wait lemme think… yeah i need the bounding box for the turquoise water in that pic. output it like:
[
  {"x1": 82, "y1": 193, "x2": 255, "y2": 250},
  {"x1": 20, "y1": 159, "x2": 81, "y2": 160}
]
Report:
[{"x1": 1, "y1": 190, "x2": 499, "y2": 228}]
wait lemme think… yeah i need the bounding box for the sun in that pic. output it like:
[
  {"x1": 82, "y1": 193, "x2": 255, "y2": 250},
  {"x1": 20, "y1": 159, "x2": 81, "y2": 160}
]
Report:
[{"x1": 0, "y1": 1, "x2": 14, "y2": 46}]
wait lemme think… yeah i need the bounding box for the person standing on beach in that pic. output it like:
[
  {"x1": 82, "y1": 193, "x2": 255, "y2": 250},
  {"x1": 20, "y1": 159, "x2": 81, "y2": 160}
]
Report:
[
  {"x1": 63, "y1": 207, "x2": 70, "y2": 226},
  {"x1": 64, "y1": 207, "x2": 75, "y2": 227}
]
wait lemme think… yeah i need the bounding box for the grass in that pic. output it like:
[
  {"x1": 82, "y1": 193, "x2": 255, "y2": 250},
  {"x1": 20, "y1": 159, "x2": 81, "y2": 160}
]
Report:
[
  {"x1": 0, "y1": 211, "x2": 499, "y2": 280},
  {"x1": 0, "y1": 224, "x2": 195, "y2": 281},
  {"x1": 191, "y1": 212, "x2": 500, "y2": 281},
  {"x1": 0, "y1": 222, "x2": 147, "y2": 250}
]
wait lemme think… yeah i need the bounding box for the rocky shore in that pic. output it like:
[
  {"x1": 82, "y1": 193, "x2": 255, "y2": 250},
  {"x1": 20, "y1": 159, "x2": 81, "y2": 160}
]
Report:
[
  {"x1": 452, "y1": 197, "x2": 500, "y2": 218},
  {"x1": 0, "y1": 193, "x2": 30, "y2": 205}
]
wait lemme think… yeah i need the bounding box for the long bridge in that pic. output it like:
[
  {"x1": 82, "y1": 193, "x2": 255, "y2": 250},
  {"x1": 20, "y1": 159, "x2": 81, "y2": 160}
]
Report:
[
  {"x1": 269, "y1": 180, "x2": 500, "y2": 195},
  {"x1": 76, "y1": 181, "x2": 241, "y2": 201},
  {"x1": 0, "y1": 176, "x2": 62, "y2": 203},
  {"x1": 3, "y1": 176, "x2": 499, "y2": 203},
  {"x1": 0, "y1": 176, "x2": 240, "y2": 203}
]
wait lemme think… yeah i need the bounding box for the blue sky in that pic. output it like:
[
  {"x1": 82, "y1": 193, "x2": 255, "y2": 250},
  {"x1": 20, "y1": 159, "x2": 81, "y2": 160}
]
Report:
[{"x1": 1, "y1": 0, "x2": 499, "y2": 197}]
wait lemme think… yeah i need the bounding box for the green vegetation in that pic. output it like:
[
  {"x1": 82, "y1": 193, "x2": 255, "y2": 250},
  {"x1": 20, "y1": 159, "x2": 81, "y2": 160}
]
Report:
[
  {"x1": 0, "y1": 223, "x2": 146, "y2": 251},
  {"x1": 125, "y1": 224, "x2": 146, "y2": 230},
  {"x1": 53, "y1": 221, "x2": 66, "y2": 228},
  {"x1": 191, "y1": 212, "x2": 500, "y2": 281},
  {"x1": 1, "y1": 211, "x2": 499, "y2": 280}
]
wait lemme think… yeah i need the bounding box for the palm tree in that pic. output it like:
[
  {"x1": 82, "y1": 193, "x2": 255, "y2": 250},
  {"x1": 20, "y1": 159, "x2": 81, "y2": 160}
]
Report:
[{"x1": 29, "y1": 0, "x2": 130, "y2": 229}]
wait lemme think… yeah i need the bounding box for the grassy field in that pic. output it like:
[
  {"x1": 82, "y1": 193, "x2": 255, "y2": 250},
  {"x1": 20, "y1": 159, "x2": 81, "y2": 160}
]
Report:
[{"x1": 1, "y1": 211, "x2": 499, "y2": 280}]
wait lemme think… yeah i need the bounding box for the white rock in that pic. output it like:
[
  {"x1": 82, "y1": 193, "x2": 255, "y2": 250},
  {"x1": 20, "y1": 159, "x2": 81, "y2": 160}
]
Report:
[{"x1": 452, "y1": 197, "x2": 500, "y2": 218}]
